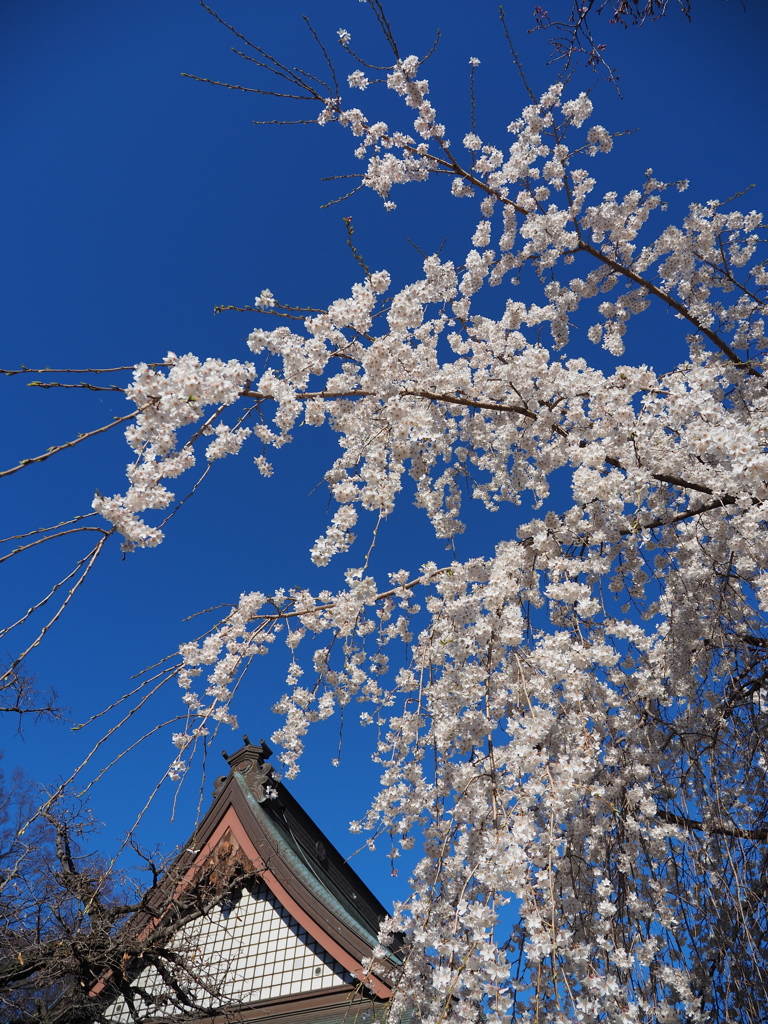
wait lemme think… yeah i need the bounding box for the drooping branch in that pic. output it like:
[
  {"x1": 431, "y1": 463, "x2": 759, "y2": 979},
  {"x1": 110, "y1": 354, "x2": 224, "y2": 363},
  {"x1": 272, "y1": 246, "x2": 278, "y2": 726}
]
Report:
[{"x1": 656, "y1": 806, "x2": 768, "y2": 844}]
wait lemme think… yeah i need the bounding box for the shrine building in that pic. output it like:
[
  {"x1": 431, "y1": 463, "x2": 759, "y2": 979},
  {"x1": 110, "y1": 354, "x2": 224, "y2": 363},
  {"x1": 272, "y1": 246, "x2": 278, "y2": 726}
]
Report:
[{"x1": 90, "y1": 737, "x2": 401, "y2": 1024}]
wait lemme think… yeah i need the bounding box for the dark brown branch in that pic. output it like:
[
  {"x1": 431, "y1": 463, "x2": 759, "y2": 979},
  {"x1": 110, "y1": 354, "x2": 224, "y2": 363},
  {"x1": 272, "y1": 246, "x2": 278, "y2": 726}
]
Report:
[
  {"x1": 242, "y1": 384, "x2": 743, "y2": 512},
  {"x1": 656, "y1": 806, "x2": 768, "y2": 843},
  {"x1": 0, "y1": 366, "x2": 156, "y2": 376},
  {"x1": 577, "y1": 241, "x2": 761, "y2": 375}
]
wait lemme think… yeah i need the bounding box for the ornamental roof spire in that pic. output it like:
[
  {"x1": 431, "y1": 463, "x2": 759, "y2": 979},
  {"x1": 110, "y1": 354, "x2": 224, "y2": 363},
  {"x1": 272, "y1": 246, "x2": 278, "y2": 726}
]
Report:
[{"x1": 215, "y1": 735, "x2": 276, "y2": 802}]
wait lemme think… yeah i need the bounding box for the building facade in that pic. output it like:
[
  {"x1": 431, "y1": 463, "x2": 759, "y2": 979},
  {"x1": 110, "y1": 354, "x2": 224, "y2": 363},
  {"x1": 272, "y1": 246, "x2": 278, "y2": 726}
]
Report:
[{"x1": 96, "y1": 738, "x2": 400, "y2": 1024}]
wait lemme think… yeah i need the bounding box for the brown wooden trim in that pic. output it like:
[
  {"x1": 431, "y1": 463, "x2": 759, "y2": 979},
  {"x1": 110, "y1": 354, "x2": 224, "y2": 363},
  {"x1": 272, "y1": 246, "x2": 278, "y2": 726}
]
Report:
[
  {"x1": 131, "y1": 986, "x2": 385, "y2": 1023},
  {"x1": 201, "y1": 985, "x2": 381, "y2": 1022}
]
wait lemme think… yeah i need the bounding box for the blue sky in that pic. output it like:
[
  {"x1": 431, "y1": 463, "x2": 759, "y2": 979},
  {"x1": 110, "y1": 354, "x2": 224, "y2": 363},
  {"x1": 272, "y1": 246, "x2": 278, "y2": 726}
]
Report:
[{"x1": 1, "y1": 0, "x2": 767, "y2": 904}]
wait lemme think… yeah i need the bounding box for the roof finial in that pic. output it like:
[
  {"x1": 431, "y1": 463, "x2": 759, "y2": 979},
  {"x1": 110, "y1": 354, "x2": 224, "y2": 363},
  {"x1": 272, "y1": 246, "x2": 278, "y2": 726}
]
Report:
[{"x1": 215, "y1": 735, "x2": 276, "y2": 802}]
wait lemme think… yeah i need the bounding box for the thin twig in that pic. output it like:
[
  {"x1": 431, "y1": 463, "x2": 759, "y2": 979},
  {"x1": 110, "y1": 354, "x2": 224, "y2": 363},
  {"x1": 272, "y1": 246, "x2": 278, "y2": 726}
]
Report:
[
  {"x1": 0, "y1": 535, "x2": 112, "y2": 646},
  {"x1": 0, "y1": 526, "x2": 109, "y2": 566},
  {"x1": 1, "y1": 532, "x2": 112, "y2": 681},
  {"x1": 0, "y1": 512, "x2": 98, "y2": 545},
  {"x1": 0, "y1": 411, "x2": 137, "y2": 480}
]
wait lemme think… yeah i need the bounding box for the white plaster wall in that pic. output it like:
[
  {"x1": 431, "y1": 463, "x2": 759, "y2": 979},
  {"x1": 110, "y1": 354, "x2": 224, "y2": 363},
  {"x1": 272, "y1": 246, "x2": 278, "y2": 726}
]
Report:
[{"x1": 103, "y1": 883, "x2": 353, "y2": 1021}]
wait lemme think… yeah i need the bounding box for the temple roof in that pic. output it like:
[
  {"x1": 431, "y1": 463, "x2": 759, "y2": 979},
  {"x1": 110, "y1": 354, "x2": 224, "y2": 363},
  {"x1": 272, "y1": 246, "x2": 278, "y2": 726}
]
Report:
[
  {"x1": 85, "y1": 738, "x2": 399, "y2": 1024},
  {"x1": 199, "y1": 736, "x2": 396, "y2": 974}
]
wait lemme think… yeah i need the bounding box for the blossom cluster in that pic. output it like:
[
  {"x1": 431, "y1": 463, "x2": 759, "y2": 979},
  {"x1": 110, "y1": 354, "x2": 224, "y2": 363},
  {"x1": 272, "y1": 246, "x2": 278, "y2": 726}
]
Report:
[{"x1": 93, "y1": 352, "x2": 254, "y2": 550}]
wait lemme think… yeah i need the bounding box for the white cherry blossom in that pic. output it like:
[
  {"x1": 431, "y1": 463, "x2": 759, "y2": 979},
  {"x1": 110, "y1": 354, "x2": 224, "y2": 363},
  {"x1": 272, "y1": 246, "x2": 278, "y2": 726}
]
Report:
[{"x1": 80, "y1": 53, "x2": 768, "y2": 1024}]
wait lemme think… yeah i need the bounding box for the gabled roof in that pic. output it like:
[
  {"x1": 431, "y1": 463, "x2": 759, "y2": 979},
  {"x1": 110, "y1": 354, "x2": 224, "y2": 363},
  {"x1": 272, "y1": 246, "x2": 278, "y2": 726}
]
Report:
[{"x1": 92, "y1": 738, "x2": 399, "y2": 1024}]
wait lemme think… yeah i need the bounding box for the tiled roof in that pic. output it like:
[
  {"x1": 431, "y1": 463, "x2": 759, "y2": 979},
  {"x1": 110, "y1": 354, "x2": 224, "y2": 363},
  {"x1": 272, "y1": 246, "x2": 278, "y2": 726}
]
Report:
[{"x1": 79, "y1": 737, "x2": 401, "y2": 1023}]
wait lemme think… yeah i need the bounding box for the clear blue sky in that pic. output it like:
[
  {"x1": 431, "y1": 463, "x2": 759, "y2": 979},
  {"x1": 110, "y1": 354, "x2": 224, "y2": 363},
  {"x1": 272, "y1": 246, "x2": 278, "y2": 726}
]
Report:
[{"x1": 1, "y1": 0, "x2": 766, "y2": 904}]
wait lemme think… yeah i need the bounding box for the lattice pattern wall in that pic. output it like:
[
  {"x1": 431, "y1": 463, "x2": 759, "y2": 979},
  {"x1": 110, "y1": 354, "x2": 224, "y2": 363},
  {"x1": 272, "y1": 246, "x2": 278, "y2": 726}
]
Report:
[{"x1": 104, "y1": 882, "x2": 354, "y2": 1021}]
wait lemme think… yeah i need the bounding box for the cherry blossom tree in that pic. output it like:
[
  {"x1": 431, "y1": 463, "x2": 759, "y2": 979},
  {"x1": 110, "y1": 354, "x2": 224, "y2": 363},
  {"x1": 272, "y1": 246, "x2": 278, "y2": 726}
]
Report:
[{"x1": 3, "y1": 2, "x2": 767, "y2": 1021}]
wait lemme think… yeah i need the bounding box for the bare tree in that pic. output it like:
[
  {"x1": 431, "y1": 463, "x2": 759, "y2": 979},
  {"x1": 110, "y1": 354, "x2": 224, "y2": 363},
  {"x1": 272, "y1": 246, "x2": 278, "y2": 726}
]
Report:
[
  {"x1": 0, "y1": 665, "x2": 60, "y2": 725},
  {"x1": 0, "y1": 768, "x2": 255, "y2": 1024},
  {"x1": 531, "y1": 0, "x2": 693, "y2": 76}
]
